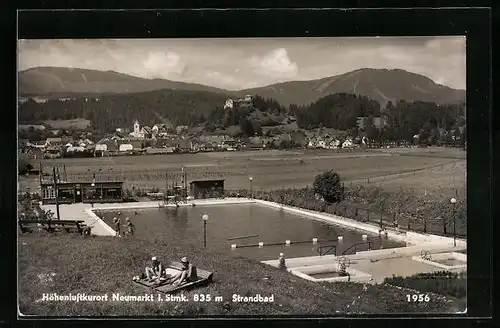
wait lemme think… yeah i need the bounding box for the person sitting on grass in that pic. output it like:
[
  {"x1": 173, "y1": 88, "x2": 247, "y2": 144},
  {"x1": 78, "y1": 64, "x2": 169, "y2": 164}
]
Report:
[
  {"x1": 167, "y1": 257, "x2": 197, "y2": 286},
  {"x1": 144, "y1": 256, "x2": 166, "y2": 283}
]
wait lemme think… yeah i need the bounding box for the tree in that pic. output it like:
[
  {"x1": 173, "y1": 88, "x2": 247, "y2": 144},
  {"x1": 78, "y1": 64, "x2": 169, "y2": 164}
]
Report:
[
  {"x1": 204, "y1": 122, "x2": 216, "y2": 133},
  {"x1": 313, "y1": 170, "x2": 344, "y2": 203},
  {"x1": 418, "y1": 122, "x2": 432, "y2": 145},
  {"x1": 365, "y1": 125, "x2": 379, "y2": 141},
  {"x1": 18, "y1": 159, "x2": 33, "y2": 175}
]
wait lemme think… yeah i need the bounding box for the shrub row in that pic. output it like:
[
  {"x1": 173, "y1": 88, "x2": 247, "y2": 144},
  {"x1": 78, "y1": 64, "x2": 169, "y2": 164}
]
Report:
[{"x1": 383, "y1": 271, "x2": 467, "y2": 298}]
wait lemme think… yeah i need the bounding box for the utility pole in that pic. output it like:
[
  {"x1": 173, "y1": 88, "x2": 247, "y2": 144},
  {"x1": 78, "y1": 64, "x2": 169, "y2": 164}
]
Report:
[
  {"x1": 63, "y1": 164, "x2": 67, "y2": 182},
  {"x1": 52, "y1": 167, "x2": 60, "y2": 220},
  {"x1": 165, "y1": 170, "x2": 168, "y2": 205},
  {"x1": 183, "y1": 165, "x2": 188, "y2": 202},
  {"x1": 38, "y1": 159, "x2": 43, "y2": 186}
]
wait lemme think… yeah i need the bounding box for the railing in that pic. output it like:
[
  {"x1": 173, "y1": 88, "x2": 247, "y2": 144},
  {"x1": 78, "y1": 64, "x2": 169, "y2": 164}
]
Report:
[
  {"x1": 341, "y1": 241, "x2": 373, "y2": 256},
  {"x1": 233, "y1": 238, "x2": 339, "y2": 248},
  {"x1": 317, "y1": 244, "x2": 337, "y2": 256}
]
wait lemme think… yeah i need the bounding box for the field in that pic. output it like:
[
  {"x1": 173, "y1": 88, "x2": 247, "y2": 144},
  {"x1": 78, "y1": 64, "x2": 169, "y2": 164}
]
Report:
[
  {"x1": 43, "y1": 118, "x2": 91, "y2": 129},
  {"x1": 20, "y1": 147, "x2": 466, "y2": 198},
  {"x1": 18, "y1": 233, "x2": 458, "y2": 316}
]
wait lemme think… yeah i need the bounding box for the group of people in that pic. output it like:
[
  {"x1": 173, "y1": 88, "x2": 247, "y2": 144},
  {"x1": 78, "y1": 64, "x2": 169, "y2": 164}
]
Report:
[
  {"x1": 112, "y1": 212, "x2": 135, "y2": 237},
  {"x1": 133, "y1": 256, "x2": 197, "y2": 287}
]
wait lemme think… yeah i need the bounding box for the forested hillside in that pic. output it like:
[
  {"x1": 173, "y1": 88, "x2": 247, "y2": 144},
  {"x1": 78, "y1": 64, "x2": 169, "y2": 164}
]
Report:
[{"x1": 18, "y1": 89, "x2": 231, "y2": 132}]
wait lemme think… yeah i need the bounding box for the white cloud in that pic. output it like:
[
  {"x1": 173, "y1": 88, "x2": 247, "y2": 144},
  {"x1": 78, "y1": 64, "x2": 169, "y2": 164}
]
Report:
[
  {"x1": 250, "y1": 48, "x2": 299, "y2": 78},
  {"x1": 142, "y1": 51, "x2": 186, "y2": 78},
  {"x1": 17, "y1": 38, "x2": 466, "y2": 90}
]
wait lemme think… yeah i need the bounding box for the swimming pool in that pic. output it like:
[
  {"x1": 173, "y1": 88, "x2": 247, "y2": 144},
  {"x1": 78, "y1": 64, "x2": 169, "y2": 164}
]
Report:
[{"x1": 100, "y1": 203, "x2": 405, "y2": 261}]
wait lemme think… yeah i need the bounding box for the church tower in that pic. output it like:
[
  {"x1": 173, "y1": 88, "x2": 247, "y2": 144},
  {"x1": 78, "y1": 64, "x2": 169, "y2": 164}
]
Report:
[{"x1": 134, "y1": 120, "x2": 140, "y2": 135}]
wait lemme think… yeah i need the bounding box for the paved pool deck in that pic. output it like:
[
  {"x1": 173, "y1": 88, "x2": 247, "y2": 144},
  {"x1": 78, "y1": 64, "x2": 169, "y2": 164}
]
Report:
[
  {"x1": 350, "y1": 257, "x2": 447, "y2": 284},
  {"x1": 40, "y1": 198, "x2": 256, "y2": 236}
]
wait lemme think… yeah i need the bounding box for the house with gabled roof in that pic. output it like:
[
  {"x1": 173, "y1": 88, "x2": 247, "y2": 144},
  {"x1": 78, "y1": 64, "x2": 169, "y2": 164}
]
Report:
[
  {"x1": 176, "y1": 139, "x2": 193, "y2": 153},
  {"x1": 342, "y1": 138, "x2": 354, "y2": 148},
  {"x1": 96, "y1": 138, "x2": 118, "y2": 152},
  {"x1": 45, "y1": 137, "x2": 63, "y2": 147}
]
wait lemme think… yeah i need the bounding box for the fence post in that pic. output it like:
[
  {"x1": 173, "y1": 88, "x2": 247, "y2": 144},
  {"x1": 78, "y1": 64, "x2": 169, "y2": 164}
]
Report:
[
  {"x1": 380, "y1": 212, "x2": 383, "y2": 229},
  {"x1": 367, "y1": 209, "x2": 370, "y2": 222}
]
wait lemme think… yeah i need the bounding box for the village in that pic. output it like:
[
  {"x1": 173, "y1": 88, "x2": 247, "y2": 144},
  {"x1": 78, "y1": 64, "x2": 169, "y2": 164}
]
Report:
[
  {"x1": 18, "y1": 119, "x2": 464, "y2": 160},
  {"x1": 17, "y1": 122, "x2": 410, "y2": 160}
]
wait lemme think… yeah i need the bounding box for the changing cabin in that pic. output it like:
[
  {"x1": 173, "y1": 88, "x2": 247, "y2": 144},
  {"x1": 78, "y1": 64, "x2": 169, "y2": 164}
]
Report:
[
  {"x1": 189, "y1": 180, "x2": 225, "y2": 199},
  {"x1": 40, "y1": 181, "x2": 124, "y2": 204}
]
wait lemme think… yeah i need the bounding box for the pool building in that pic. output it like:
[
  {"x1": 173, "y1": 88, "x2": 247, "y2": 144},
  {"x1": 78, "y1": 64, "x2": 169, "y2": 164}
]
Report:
[
  {"x1": 40, "y1": 181, "x2": 124, "y2": 205},
  {"x1": 189, "y1": 179, "x2": 225, "y2": 199}
]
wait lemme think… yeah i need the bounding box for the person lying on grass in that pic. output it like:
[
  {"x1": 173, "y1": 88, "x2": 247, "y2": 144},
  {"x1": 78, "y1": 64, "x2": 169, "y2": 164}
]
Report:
[{"x1": 166, "y1": 257, "x2": 197, "y2": 286}]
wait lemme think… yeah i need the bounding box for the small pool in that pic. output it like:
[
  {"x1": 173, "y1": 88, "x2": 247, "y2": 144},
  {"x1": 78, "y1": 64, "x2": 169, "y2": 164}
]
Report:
[
  {"x1": 308, "y1": 271, "x2": 343, "y2": 279},
  {"x1": 100, "y1": 203, "x2": 405, "y2": 261},
  {"x1": 434, "y1": 258, "x2": 467, "y2": 266}
]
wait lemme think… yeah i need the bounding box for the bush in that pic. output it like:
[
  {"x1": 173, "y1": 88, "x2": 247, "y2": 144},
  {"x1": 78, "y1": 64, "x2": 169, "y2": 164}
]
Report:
[
  {"x1": 313, "y1": 170, "x2": 344, "y2": 203},
  {"x1": 383, "y1": 271, "x2": 466, "y2": 298},
  {"x1": 18, "y1": 159, "x2": 33, "y2": 175}
]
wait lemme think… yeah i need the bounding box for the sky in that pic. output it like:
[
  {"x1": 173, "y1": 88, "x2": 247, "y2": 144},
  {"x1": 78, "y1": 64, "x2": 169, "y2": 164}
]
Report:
[{"x1": 18, "y1": 37, "x2": 466, "y2": 90}]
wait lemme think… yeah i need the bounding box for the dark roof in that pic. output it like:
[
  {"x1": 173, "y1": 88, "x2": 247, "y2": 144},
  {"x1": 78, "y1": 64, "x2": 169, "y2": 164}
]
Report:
[
  {"x1": 41, "y1": 181, "x2": 124, "y2": 187},
  {"x1": 189, "y1": 179, "x2": 225, "y2": 185}
]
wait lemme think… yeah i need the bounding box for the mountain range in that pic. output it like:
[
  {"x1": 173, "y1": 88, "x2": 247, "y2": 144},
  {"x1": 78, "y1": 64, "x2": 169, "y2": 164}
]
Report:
[{"x1": 19, "y1": 66, "x2": 465, "y2": 107}]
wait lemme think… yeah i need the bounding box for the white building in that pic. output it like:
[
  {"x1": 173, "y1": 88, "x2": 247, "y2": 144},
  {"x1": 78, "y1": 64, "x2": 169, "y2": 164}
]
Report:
[
  {"x1": 119, "y1": 144, "x2": 133, "y2": 152},
  {"x1": 224, "y1": 99, "x2": 234, "y2": 109},
  {"x1": 342, "y1": 139, "x2": 354, "y2": 148},
  {"x1": 95, "y1": 144, "x2": 107, "y2": 152},
  {"x1": 129, "y1": 121, "x2": 145, "y2": 139},
  {"x1": 66, "y1": 146, "x2": 85, "y2": 152}
]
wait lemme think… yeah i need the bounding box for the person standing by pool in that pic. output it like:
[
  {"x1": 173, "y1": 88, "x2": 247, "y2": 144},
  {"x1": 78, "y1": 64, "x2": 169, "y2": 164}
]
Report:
[
  {"x1": 113, "y1": 216, "x2": 121, "y2": 237},
  {"x1": 124, "y1": 217, "x2": 135, "y2": 237},
  {"x1": 393, "y1": 219, "x2": 399, "y2": 234},
  {"x1": 278, "y1": 253, "x2": 287, "y2": 271}
]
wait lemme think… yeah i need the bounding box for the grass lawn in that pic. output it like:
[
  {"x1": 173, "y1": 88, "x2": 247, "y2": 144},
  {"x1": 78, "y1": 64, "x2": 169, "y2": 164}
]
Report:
[{"x1": 18, "y1": 233, "x2": 457, "y2": 316}]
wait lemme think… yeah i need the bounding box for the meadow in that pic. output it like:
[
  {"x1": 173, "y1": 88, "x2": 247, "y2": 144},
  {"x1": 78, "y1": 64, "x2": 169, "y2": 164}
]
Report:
[
  {"x1": 43, "y1": 118, "x2": 91, "y2": 129},
  {"x1": 26, "y1": 148, "x2": 466, "y2": 198},
  {"x1": 18, "y1": 233, "x2": 458, "y2": 316}
]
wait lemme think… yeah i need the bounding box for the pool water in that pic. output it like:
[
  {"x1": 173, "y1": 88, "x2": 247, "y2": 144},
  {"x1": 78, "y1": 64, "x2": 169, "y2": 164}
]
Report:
[
  {"x1": 308, "y1": 272, "x2": 343, "y2": 279},
  {"x1": 101, "y1": 203, "x2": 405, "y2": 261},
  {"x1": 434, "y1": 259, "x2": 467, "y2": 266}
]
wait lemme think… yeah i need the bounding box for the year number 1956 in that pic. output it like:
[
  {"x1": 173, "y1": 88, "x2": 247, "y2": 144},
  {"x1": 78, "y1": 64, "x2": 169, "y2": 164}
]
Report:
[{"x1": 406, "y1": 294, "x2": 430, "y2": 302}]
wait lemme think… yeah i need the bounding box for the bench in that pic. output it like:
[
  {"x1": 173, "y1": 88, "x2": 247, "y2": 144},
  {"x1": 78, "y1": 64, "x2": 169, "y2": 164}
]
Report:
[{"x1": 19, "y1": 219, "x2": 91, "y2": 235}]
